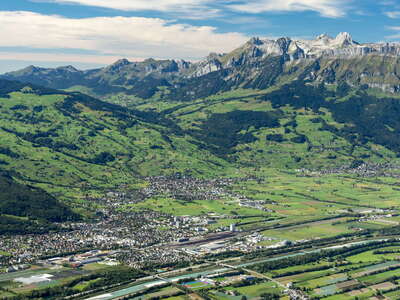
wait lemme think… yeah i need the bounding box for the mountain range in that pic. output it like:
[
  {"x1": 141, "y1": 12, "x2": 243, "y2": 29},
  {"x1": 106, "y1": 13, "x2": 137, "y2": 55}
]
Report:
[{"x1": 2, "y1": 32, "x2": 400, "y2": 102}]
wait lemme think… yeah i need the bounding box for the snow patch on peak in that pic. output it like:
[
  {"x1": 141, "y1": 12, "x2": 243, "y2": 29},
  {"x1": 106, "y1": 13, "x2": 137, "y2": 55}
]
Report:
[
  {"x1": 315, "y1": 34, "x2": 333, "y2": 44},
  {"x1": 334, "y1": 32, "x2": 357, "y2": 46}
]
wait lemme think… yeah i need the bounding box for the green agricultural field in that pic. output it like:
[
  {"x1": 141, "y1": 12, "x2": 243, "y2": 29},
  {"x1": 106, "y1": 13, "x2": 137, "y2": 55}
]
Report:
[
  {"x1": 385, "y1": 290, "x2": 400, "y2": 300},
  {"x1": 322, "y1": 289, "x2": 375, "y2": 300},
  {"x1": 121, "y1": 165, "x2": 400, "y2": 236},
  {"x1": 138, "y1": 286, "x2": 183, "y2": 299},
  {"x1": 253, "y1": 244, "x2": 400, "y2": 299},
  {"x1": 0, "y1": 291, "x2": 16, "y2": 298},
  {"x1": 206, "y1": 280, "x2": 283, "y2": 299},
  {"x1": 72, "y1": 278, "x2": 102, "y2": 291},
  {"x1": 276, "y1": 269, "x2": 337, "y2": 286},
  {"x1": 346, "y1": 250, "x2": 400, "y2": 264},
  {"x1": 163, "y1": 296, "x2": 189, "y2": 300},
  {"x1": 301, "y1": 272, "x2": 349, "y2": 290},
  {"x1": 126, "y1": 196, "x2": 268, "y2": 217},
  {"x1": 359, "y1": 268, "x2": 400, "y2": 285},
  {"x1": 223, "y1": 281, "x2": 282, "y2": 297},
  {"x1": 349, "y1": 260, "x2": 400, "y2": 278},
  {"x1": 231, "y1": 171, "x2": 400, "y2": 212},
  {"x1": 261, "y1": 219, "x2": 354, "y2": 241},
  {"x1": 269, "y1": 262, "x2": 333, "y2": 278}
]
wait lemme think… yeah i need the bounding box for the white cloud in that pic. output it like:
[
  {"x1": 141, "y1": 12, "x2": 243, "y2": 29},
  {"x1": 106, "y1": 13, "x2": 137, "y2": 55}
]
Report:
[
  {"x1": 229, "y1": 0, "x2": 348, "y2": 18},
  {"x1": 385, "y1": 11, "x2": 400, "y2": 18},
  {"x1": 35, "y1": 0, "x2": 222, "y2": 18},
  {"x1": 42, "y1": 0, "x2": 208, "y2": 11},
  {"x1": 0, "y1": 52, "x2": 124, "y2": 65},
  {"x1": 0, "y1": 11, "x2": 248, "y2": 64},
  {"x1": 37, "y1": 0, "x2": 349, "y2": 19},
  {"x1": 380, "y1": 1, "x2": 397, "y2": 6},
  {"x1": 387, "y1": 26, "x2": 400, "y2": 39}
]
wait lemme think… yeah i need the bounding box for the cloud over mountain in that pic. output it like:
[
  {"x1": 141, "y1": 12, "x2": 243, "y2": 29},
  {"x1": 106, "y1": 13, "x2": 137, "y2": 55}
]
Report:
[
  {"x1": 37, "y1": 0, "x2": 349, "y2": 18},
  {"x1": 0, "y1": 11, "x2": 248, "y2": 63},
  {"x1": 229, "y1": 0, "x2": 349, "y2": 18},
  {"x1": 42, "y1": 0, "x2": 211, "y2": 11}
]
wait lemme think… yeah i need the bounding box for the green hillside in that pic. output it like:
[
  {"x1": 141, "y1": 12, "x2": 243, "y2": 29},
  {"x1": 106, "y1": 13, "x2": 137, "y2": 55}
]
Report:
[
  {"x1": 1, "y1": 78, "x2": 400, "y2": 231},
  {"x1": 0, "y1": 171, "x2": 78, "y2": 234},
  {"x1": 0, "y1": 80, "x2": 235, "y2": 188},
  {"x1": 2, "y1": 79, "x2": 400, "y2": 185},
  {"x1": 137, "y1": 81, "x2": 400, "y2": 170}
]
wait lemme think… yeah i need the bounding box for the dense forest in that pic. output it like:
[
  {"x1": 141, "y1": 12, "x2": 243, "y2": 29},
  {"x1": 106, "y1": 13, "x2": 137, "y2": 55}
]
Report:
[
  {"x1": 263, "y1": 80, "x2": 400, "y2": 154},
  {"x1": 0, "y1": 172, "x2": 78, "y2": 234}
]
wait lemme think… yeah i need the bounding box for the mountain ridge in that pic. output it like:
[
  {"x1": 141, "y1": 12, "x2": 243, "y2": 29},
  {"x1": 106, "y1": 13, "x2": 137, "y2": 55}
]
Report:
[
  {"x1": 1, "y1": 32, "x2": 400, "y2": 100},
  {"x1": 2, "y1": 32, "x2": 400, "y2": 101}
]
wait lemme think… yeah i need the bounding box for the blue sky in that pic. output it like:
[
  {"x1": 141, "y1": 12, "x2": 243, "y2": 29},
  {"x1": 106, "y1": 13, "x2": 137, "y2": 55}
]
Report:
[{"x1": 0, "y1": 0, "x2": 399, "y2": 72}]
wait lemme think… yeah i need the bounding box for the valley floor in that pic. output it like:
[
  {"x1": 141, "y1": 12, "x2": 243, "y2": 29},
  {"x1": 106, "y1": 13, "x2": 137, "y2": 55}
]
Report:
[{"x1": 1, "y1": 169, "x2": 400, "y2": 300}]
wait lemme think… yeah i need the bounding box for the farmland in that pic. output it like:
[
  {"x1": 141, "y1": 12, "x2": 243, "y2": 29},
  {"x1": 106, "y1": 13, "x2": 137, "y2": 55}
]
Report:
[
  {"x1": 253, "y1": 242, "x2": 400, "y2": 299},
  {"x1": 68, "y1": 239, "x2": 400, "y2": 300}
]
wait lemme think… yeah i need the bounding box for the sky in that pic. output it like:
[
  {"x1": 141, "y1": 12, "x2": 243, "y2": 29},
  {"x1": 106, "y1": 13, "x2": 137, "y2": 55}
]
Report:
[{"x1": 0, "y1": 0, "x2": 399, "y2": 73}]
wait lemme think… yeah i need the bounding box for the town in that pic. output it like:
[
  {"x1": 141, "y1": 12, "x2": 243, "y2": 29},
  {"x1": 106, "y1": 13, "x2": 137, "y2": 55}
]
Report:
[
  {"x1": 0, "y1": 176, "x2": 270, "y2": 269},
  {"x1": 1, "y1": 174, "x2": 400, "y2": 300}
]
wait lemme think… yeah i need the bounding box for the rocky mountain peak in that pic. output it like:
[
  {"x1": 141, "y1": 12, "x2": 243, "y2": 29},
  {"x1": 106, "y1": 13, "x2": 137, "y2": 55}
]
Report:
[
  {"x1": 316, "y1": 33, "x2": 331, "y2": 40},
  {"x1": 334, "y1": 32, "x2": 357, "y2": 46},
  {"x1": 206, "y1": 52, "x2": 223, "y2": 61},
  {"x1": 23, "y1": 65, "x2": 42, "y2": 73},
  {"x1": 248, "y1": 37, "x2": 263, "y2": 46},
  {"x1": 228, "y1": 32, "x2": 400, "y2": 63},
  {"x1": 56, "y1": 65, "x2": 79, "y2": 72},
  {"x1": 315, "y1": 34, "x2": 333, "y2": 44},
  {"x1": 103, "y1": 58, "x2": 132, "y2": 73},
  {"x1": 276, "y1": 37, "x2": 292, "y2": 51},
  {"x1": 112, "y1": 58, "x2": 131, "y2": 67}
]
